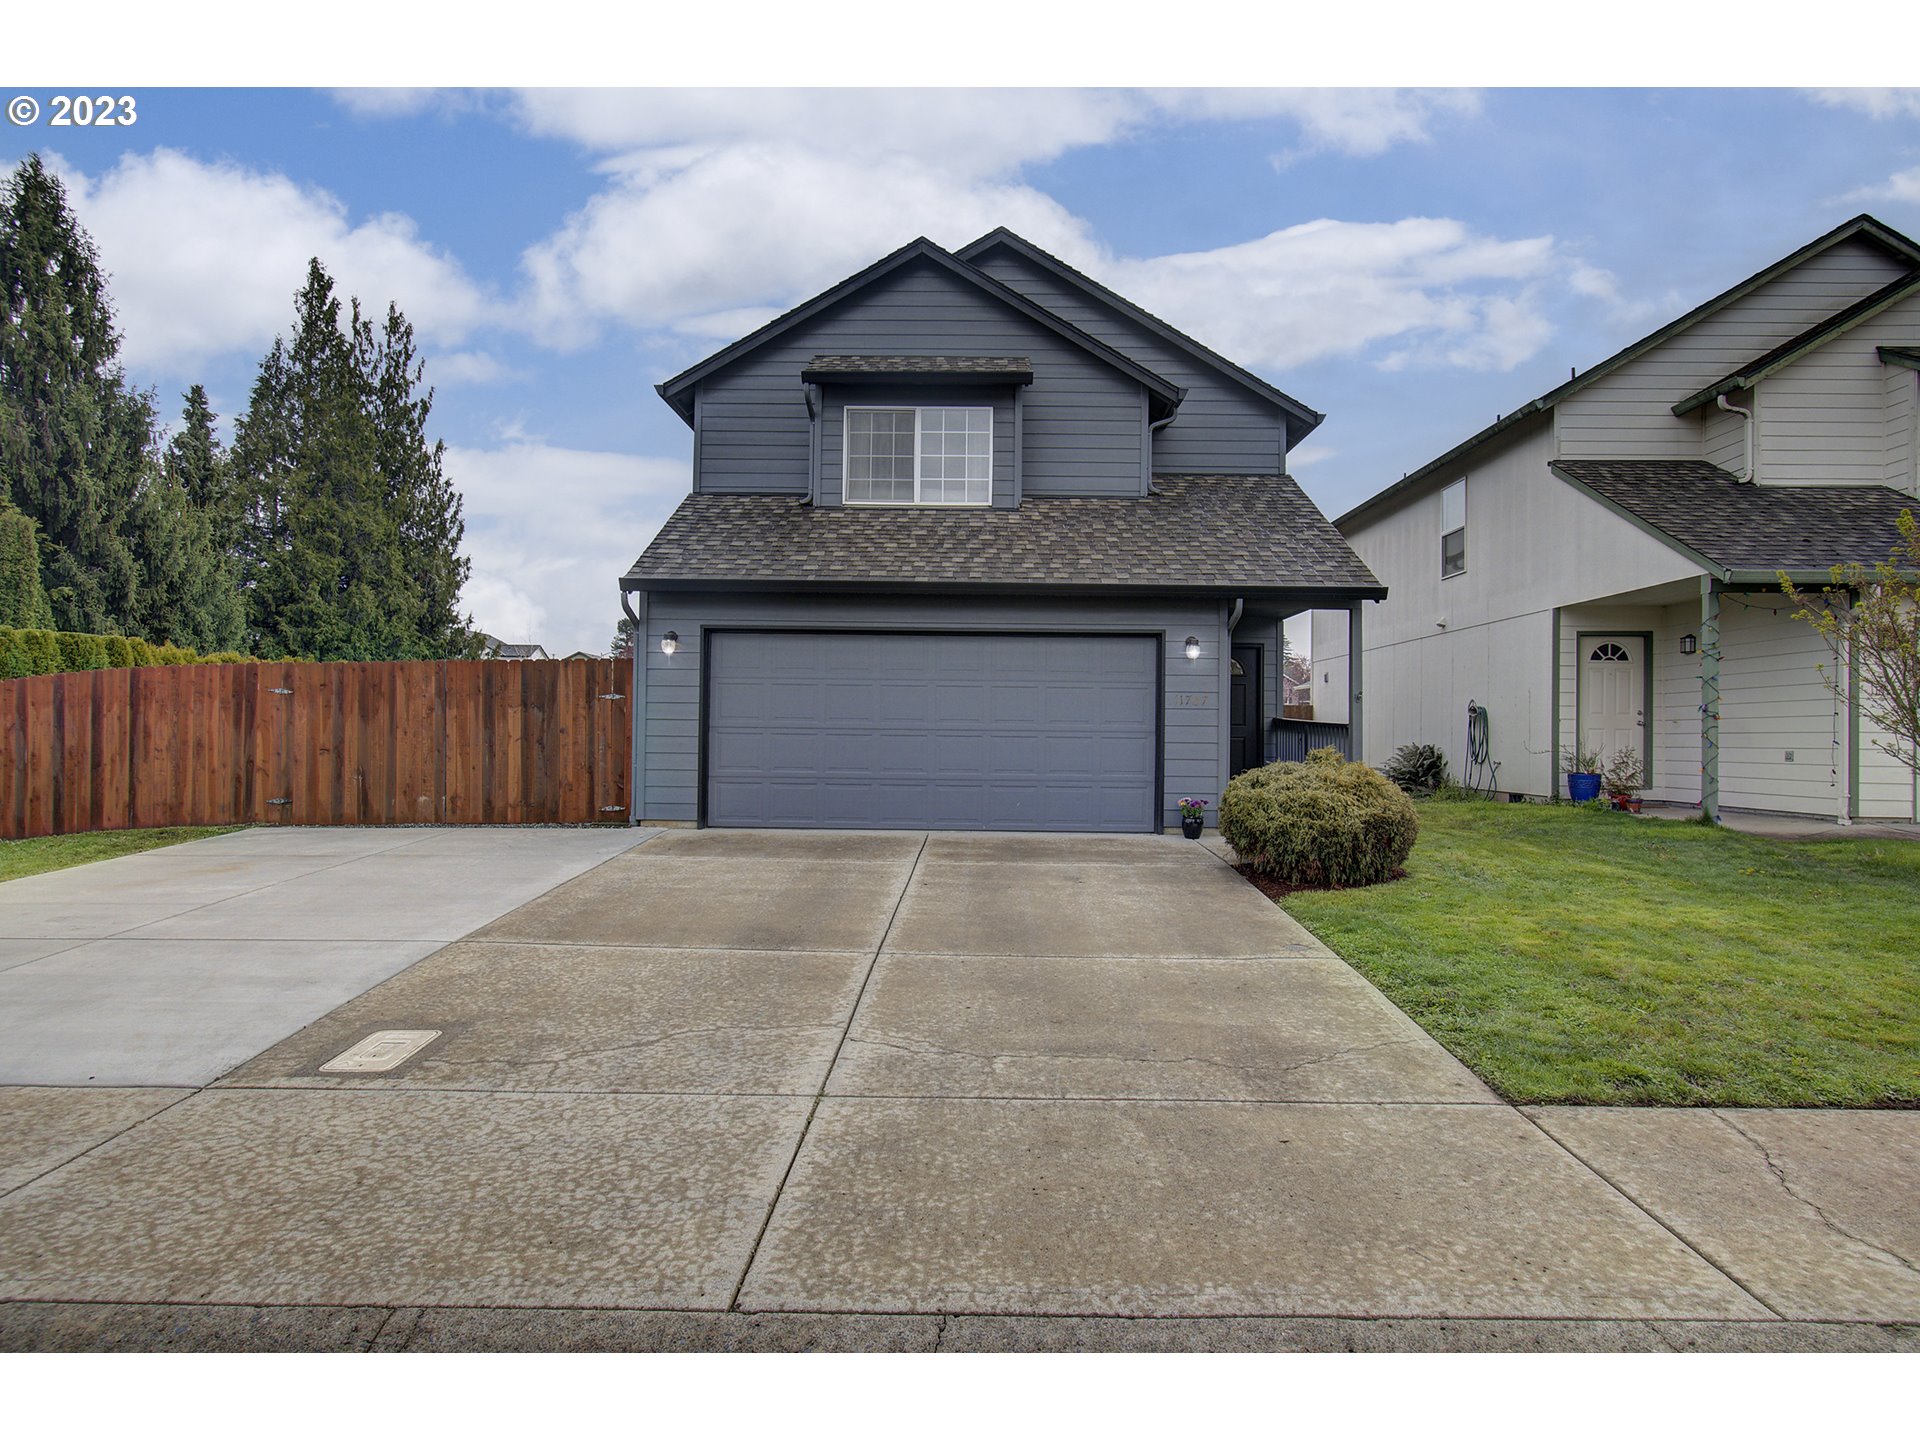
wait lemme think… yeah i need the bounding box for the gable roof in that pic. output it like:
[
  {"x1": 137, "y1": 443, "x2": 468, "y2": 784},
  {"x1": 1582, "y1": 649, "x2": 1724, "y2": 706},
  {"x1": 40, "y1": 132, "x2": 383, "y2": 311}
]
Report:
[
  {"x1": 1550, "y1": 458, "x2": 1916, "y2": 580},
  {"x1": 622, "y1": 473, "x2": 1382, "y2": 598},
  {"x1": 1672, "y1": 269, "x2": 1920, "y2": 415},
  {"x1": 956, "y1": 227, "x2": 1325, "y2": 449},
  {"x1": 654, "y1": 237, "x2": 1184, "y2": 424},
  {"x1": 1337, "y1": 213, "x2": 1920, "y2": 531}
]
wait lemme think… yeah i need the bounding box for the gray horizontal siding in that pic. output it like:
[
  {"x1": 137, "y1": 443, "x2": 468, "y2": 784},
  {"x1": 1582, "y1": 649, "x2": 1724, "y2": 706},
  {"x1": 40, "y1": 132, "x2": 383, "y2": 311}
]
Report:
[
  {"x1": 637, "y1": 591, "x2": 1226, "y2": 830},
  {"x1": 693, "y1": 261, "x2": 1146, "y2": 497},
  {"x1": 970, "y1": 248, "x2": 1288, "y2": 474}
]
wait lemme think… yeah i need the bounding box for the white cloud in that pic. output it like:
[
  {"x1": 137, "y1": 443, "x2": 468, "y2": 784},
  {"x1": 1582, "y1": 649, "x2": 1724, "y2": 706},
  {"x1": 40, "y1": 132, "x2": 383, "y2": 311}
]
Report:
[
  {"x1": 1104, "y1": 218, "x2": 1559, "y2": 372},
  {"x1": 518, "y1": 142, "x2": 1097, "y2": 344},
  {"x1": 430, "y1": 350, "x2": 519, "y2": 385},
  {"x1": 1808, "y1": 88, "x2": 1920, "y2": 120},
  {"x1": 45, "y1": 148, "x2": 495, "y2": 373},
  {"x1": 1846, "y1": 164, "x2": 1920, "y2": 205},
  {"x1": 445, "y1": 441, "x2": 690, "y2": 656}
]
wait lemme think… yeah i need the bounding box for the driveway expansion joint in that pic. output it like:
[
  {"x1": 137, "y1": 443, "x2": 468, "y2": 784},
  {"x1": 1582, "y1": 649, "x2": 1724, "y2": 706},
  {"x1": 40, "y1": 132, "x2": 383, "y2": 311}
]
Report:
[{"x1": 726, "y1": 832, "x2": 931, "y2": 1312}]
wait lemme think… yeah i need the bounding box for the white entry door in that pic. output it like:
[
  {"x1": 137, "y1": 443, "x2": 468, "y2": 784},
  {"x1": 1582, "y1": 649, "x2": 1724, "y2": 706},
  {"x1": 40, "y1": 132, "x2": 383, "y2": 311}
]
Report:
[{"x1": 1580, "y1": 635, "x2": 1645, "y2": 779}]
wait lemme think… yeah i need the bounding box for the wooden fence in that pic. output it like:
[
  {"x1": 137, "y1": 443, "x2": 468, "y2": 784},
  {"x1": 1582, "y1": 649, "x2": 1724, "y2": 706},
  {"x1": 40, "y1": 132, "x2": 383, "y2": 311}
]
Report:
[{"x1": 1, "y1": 659, "x2": 633, "y2": 839}]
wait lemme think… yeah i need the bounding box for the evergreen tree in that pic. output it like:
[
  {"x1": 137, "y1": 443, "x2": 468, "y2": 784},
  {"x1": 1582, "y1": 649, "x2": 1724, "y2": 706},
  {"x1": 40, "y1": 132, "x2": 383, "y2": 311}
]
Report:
[
  {"x1": 0, "y1": 496, "x2": 54, "y2": 627},
  {"x1": 233, "y1": 260, "x2": 472, "y2": 661},
  {"x1": 123, "y1": 389, "x2": 245, "y2": 651},
  {"x1": 0, "y1": 154, "x2": 148, "y2": 631},
  {"x1": 365, "y1": 303, "x2": 477, "y2": 658}
]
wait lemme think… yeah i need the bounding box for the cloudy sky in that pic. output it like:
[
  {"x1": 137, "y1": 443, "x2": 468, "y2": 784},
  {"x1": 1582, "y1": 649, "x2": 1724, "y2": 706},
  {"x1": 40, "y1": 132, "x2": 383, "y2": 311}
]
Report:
[{"x1": 12, "y1": 86, "x2": 1920, "y2": 654}]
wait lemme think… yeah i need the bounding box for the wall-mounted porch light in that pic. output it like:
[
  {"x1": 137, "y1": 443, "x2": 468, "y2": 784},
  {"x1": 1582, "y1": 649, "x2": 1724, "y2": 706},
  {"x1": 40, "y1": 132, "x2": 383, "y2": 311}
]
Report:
[
  {"x1": 1184, "y1": 636, "x2": 1201, "y2": 661},
  {"x1": 660, "y1": 631, "x2": 679, "y2": 656},
  {"x1": 1680, "y1": 633, "x2": 1697, "y2": 655}
]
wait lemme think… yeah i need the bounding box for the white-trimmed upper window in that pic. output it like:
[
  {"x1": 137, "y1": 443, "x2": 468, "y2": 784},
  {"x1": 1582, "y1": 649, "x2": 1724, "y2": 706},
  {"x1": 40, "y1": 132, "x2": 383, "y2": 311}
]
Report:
[
  {"x1": 1440, "y1": 477, "x2": 1467, "y2": 578},
  {"x1": 846, "y1": 406, "x2": 992, "y2": 505}
]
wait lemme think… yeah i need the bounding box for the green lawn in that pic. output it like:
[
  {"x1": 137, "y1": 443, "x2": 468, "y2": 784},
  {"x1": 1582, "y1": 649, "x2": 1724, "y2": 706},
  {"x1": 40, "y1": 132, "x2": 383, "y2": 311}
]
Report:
[
  {"x1": 0, "y1": 827, "x2": 240, "y2": 884},
  {"x1": 1278, "y1": 800, "x2": 1920, "y2": 1107}
]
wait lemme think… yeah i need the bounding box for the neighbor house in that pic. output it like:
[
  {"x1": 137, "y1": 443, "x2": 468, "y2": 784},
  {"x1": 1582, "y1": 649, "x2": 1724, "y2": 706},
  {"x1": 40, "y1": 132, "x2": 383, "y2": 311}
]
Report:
[
  {"x1": 1313, "y1": 214, "x2": 1920, "y2": 822},
  {"x1": 620, "y1": 232, "x2": 1381, "y2": 831}
]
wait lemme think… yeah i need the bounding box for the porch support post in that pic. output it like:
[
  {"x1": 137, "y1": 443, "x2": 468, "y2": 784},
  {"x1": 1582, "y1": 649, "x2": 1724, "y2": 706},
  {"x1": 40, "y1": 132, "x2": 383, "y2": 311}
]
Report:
[
  {"x1": 1840, "y1": 594, "x2": 1856, "y2": 826},
  {"x1": 1217, "y1": 601, "x2": 1232, "y2": 805},
  {"x1": 1699, "y1": 576, "x2": 1720, "y2": 823},
  {"x1": 1347, "y1": 600, "x2": 1365, "y2": 763}
]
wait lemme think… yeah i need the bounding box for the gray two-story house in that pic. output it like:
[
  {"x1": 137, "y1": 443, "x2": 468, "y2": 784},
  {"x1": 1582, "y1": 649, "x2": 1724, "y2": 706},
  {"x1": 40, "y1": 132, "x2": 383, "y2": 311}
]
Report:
[{"x1": 620, "y1": 231, "x2": 1381, "y2": 832}]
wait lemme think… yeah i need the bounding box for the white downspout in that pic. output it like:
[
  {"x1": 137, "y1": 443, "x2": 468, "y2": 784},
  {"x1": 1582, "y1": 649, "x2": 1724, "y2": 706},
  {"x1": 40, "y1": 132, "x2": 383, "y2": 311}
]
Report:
[{"x1": 1717, "y1": 394, "x2": 1756, "y2": 483}]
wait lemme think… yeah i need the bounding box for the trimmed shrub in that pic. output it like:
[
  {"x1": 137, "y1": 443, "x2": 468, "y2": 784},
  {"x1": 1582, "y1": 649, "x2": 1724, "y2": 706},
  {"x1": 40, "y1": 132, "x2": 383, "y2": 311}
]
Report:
[
  {"x1": 20, "y1": 629, "x2": 60, "y2": 675},
  {"x1": 1219, "y1": 746, "x2": 1418, "y2": 888},
  {"x1": 1381, "y1": 742, "x2": 1450, "y2": 797},
  {"x1": 55, "y1": 631, "x2": 109, "y2": 672},
  {"x1": 0, "y1": 628, "x2": 30, "y2": 679},
  {"x1": 102, "y1": 635, "x2": 136, "y2": 669},
  {"x1": 198, "y1": 650, "x2": 251, "y2": 665}
]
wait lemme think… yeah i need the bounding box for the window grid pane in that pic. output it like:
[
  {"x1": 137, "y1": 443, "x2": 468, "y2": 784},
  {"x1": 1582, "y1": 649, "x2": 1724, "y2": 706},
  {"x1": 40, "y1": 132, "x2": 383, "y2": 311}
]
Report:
[{"x1": 845, "y1": 405, "x2": 992, "y2": 505}]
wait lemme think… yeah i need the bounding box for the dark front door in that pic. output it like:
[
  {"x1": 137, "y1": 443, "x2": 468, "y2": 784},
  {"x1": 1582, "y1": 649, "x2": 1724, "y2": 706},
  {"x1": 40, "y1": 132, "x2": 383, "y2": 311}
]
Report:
[{"x1": 1230, "y1": 643, "x2": 1263, "y2": 776}]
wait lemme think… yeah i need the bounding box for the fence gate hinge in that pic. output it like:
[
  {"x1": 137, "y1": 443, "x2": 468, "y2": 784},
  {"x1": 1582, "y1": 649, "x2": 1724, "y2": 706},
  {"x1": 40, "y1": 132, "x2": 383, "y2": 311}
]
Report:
[
  {"x1": 268, "y1": 687, "x2": 293, "y2": 695},
  {"x1": 598, "y1": 692, "x2": 625, "y2": 701},
  {"x1": 599, "y1": 804, "x2": 626, "y2": 813},
  {"x1": 268, "y1": 797, "x2": 291, "y2": 806}
]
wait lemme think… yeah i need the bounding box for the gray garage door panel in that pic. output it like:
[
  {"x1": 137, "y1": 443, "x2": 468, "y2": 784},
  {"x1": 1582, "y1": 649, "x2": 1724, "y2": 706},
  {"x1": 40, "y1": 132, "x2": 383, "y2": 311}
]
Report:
[{"x1": 706, "y1": 632, "x2": 1158, "y2": 831}]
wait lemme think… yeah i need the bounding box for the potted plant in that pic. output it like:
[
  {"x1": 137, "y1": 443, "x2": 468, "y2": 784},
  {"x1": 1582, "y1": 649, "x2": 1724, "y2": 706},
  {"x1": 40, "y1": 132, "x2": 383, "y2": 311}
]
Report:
[
  {"x1": 1560, "y1": 744, "x2": 1604, "y2": 804},
  {"x1": 1177, "y1": 796, "x2": 1208, "y2": 839},
  {"x1": 1603, "y1": 747, "x2": 1644, "y2": 813}
]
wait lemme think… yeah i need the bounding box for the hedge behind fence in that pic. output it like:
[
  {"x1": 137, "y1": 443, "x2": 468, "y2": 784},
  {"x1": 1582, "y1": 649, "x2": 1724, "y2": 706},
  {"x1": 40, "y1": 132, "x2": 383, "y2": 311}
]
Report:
[{"x1": 0, "y1": 627, "x2": 256, "y2": 680}]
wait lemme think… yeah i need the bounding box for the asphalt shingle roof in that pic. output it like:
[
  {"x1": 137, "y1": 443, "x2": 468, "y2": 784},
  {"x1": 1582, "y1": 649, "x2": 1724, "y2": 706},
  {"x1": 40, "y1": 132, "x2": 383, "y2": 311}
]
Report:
[
  {"x1": 1553, "y1": 459, "x2": 1917, "y2": 573},
  {"x1": 624, "y1": 474, "x2": 1383, "y2": 594}
]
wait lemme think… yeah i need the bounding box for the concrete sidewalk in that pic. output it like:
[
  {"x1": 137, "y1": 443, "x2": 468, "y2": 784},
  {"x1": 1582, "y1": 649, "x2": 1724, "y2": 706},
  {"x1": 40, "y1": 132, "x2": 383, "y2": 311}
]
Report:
[{"x1": 0, "y1": 827, "x2": 1914, "y2": 1349}]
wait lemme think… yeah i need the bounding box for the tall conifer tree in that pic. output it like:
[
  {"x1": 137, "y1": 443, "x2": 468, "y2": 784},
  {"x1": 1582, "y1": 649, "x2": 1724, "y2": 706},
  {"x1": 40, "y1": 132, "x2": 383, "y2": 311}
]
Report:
[{"x1": 0, "y1": 154, "x2": 148, "y2": 631}]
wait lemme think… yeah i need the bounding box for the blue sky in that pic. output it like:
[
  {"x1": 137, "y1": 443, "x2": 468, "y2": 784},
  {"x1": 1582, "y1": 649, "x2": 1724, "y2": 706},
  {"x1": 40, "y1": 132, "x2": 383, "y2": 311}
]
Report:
[{"x1": 12, "y1": 87, "x2": 1920, "y2": 654}]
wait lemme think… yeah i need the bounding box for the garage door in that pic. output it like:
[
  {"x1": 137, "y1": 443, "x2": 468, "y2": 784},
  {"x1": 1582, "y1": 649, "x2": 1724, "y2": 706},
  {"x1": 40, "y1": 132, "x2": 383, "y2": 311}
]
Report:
[{"x1": 705, "y1": 631, "x2": 1159, "y2": 831}]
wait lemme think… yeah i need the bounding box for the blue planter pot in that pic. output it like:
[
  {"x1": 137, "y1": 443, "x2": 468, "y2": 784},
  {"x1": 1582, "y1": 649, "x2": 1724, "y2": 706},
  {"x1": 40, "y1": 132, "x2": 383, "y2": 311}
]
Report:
[{"x1": 1566, "y1": 772, "x2": 1603, "y2": 804}]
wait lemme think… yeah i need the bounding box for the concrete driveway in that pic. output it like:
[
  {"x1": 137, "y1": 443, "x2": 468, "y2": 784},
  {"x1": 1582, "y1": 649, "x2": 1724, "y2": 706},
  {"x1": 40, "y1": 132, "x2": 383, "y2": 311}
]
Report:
[{"x1": 1, "y1": 826, "x2": 1916, "y2": 1350}]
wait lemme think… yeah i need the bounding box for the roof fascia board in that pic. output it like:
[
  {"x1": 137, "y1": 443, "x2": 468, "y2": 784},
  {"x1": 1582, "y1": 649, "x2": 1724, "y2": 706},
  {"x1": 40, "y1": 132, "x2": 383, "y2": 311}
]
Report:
[
  {"x1": 956, "y1": 228, "x2": 1325, "y2": 442},
  {"x1": 1337, "y1": 213, "x2": 1920, "y2": 530},
  {"x1": 655, "y1": 237, "x2": 1183, "y2": 425},
  {"x1": 1336, "y1": 406, "x2": 1552, "y2": 531},
  {"x1": 1672, "y1": 271, "x2": 1920, "y2": 415},
  {"x1": 1878, "y1": 345, "x2": 1920, "y2": 372},
  {"x1": 621, "y1": 576, "x2": 1387, "y2": 601},
  {"x1": 1545, "y1": 461, "x2": 1728, "y2": 582}
]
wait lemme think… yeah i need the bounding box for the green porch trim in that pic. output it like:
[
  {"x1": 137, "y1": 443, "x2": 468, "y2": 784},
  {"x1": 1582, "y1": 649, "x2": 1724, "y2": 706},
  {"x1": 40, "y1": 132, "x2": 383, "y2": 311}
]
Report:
[
  {"x1": 1549, "y1": 607, "x2": 1562, "y2": 801},
  {"x1": 1700, "y1": 576, "x2": 1722, "y2": 823},
  {"x1": 1848, "y1": 604, "x2": 1862, "y2": 822}
]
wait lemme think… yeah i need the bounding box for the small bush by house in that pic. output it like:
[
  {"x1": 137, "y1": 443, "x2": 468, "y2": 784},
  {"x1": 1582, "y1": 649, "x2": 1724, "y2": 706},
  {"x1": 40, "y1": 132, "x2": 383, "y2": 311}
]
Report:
[
  {"x1": 1381, "y1": 742, "x2": 1450, "y2": 796},
  {"x1": 1219, "y1": 746, "x2": 1418, "y2": 888}
]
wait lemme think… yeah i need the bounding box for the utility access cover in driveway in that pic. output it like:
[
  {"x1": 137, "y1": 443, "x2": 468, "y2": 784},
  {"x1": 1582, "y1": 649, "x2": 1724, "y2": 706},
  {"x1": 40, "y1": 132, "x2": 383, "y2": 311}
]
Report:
[{"x1": 704, "y1": 631, "x2": 1158, "y2": 831}]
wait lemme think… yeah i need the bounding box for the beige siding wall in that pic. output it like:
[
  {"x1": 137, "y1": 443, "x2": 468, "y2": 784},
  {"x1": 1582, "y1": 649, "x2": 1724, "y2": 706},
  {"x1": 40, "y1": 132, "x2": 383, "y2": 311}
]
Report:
[
  {"x1": 1754, "y1": 291, "x2": 1920, "y2": 487},
  {"x1": 1556, "y1": 237, "x2": 1909, "y2": 461},
  {"x1": 1316, "y1": 419, "x2": 1698, "y2": 789},
  {"x1": 1703, "y1": 394, "x2": 1749, "y2": 472},
  {"x1": 1886, "y1": 365, "x2": 1918, "y2": 491}
]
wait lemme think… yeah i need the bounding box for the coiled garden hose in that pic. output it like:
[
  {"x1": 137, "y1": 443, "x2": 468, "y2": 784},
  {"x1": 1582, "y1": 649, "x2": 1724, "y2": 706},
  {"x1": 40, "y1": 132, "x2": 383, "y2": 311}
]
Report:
[{"x1": 1464, "y1": 700, "x2": 1500, "y2": 797}]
